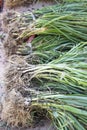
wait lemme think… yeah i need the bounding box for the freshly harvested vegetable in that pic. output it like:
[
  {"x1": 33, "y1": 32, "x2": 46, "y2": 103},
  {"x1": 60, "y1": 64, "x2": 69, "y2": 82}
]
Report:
[
  {"x1": 4, "y1": 1, "x2": 87, "y2": 56},
  {"x1": 31, "y1": 94, "x2": 87, "y2": 130},
  {"x1": 2, "y1": 1, "x2": 87, "y2": 129},
  {"x1": 21, "y1": 43, "x2": 87, "y2": 94},
  {"x1": 15, "y1": 1, "x2": 87, "y2": 60},
  {"x1": 19, "y1": 11, "x2": 87, "y2": 43}
]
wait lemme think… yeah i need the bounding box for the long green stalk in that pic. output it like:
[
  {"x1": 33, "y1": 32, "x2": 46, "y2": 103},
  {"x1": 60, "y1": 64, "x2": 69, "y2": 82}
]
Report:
[
  {"x1": 30, "y1": 94, "x2": 87, "y2": 130},
  {"x1": 18, "y1": 2, "x2": 87, "y2": 43},
  {"x1": 15, "y1": 2, "x2": 87, "y2": 62}
]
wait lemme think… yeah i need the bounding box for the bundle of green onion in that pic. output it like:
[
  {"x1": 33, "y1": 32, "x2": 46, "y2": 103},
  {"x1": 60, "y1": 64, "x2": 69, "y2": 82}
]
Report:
[
  {"x1": 31, "y1": 94, "x2": 87, "y2": 130},
  {"x1": 22, "y1": 43, "x2": 87, "y2": 94},
  {"x1": 16, "y1": 1, "x2": 87, "y2": 64},
  {"x1": 19, "y1": 1, "x2": 87, "y2": 42}
]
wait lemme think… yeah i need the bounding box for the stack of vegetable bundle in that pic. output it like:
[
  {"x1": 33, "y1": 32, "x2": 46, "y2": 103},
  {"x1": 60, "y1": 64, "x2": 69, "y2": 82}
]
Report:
[{"x1": 2, "y1": 1, "x2": 87, "y2": 130}]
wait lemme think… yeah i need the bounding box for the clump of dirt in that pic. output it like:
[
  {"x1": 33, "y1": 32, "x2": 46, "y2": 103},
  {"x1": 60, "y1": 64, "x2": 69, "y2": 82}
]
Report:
[
  {"x1": 1, "y1": 87, "x2": 50, "y2": 128},
  {"x1": 5, "y1": 0, "x2": 33, "y2": 8},
  {"x1": 2, "y1": 10, "x2": 34, "y2": 56},
  {"x1": 1, "y1": 89, "x2": 33, "y2": 127},
  {"x1": 2, "y1": 53, "x2": 48, "y2": 127},
  {"x1": 5, "y1": 0, "x2": 55, "y2": 8},
  {"x1": 5, "y1": 55, "x2": 28, "y2": 90}
]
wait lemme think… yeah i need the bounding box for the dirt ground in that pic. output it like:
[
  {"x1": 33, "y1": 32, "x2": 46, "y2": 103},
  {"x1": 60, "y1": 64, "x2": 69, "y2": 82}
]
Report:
[
  {"x1": 0, "y1": 22, "x2": 5, "y2": 107},
  {"x1": 0, "y1": 1, "x2": 56, "y2": 130}
]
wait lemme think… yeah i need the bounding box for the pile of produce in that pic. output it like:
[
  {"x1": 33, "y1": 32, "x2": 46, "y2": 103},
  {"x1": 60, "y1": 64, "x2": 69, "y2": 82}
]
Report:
[{"x1": 1, "y1": 0, "x2": 87, "y2": 129}]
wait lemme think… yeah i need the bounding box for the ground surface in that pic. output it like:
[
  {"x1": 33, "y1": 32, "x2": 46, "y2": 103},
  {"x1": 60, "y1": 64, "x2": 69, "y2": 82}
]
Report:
[
  {"x1": 0, "y1": 22, "x2": 5, "y2": 106},
  {"x1": 0, "y1": 1, "x2": 56, "y2": 130}
]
